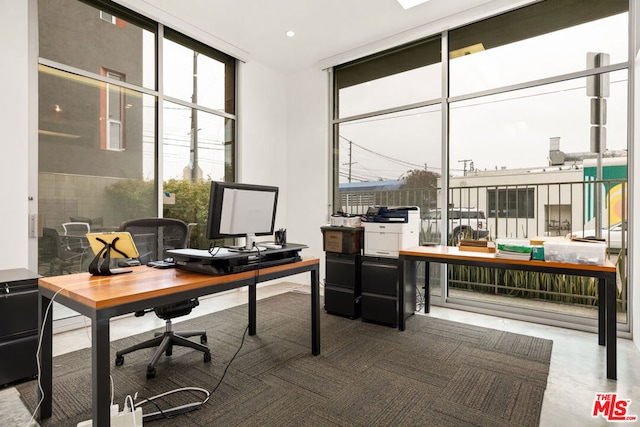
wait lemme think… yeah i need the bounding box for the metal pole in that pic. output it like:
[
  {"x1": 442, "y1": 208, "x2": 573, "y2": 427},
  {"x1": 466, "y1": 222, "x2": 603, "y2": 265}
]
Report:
[{"x1": 191, "y1": 52, "x2": 199, "y2": 182}]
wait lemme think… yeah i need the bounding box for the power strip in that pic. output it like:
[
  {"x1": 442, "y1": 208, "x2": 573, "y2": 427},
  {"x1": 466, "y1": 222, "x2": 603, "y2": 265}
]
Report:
[{"x1": 77, "y1": 404, "x2": 143, "y2": 426}]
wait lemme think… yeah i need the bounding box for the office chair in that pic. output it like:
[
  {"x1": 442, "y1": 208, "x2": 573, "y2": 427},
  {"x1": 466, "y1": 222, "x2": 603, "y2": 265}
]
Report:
[
  {"x1": 61, "y1": 221, "x2": 91, "y2": 250},
  {"x1": 39, "y1": 228, "x2": 86, "y2": 276},
  {"x1": 69, "y1": 216, "x2": 104, "y2": 228},
  {"x1": 114, "y1": 218, "x2": 211, "y2": 379}
]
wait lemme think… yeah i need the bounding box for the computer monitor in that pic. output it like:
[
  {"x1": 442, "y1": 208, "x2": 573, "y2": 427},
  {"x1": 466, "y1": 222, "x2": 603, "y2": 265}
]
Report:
[{"x1": 206, "y1": 181, "x2": 279, "y2": 250}]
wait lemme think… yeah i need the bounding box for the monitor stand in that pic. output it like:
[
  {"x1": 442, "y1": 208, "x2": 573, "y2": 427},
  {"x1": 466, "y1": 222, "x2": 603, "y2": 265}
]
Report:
[{"x1": 227, "y1": 233, "x2": 257, "y2": 252}]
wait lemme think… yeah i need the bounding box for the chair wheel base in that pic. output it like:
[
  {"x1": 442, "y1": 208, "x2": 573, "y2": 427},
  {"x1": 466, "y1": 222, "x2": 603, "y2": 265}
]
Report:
[
  {"x1": 204, "y1": 352, "x2": 211, "y2": 363},
  {"x1": 115, "y1": 355, "x2": 124, "y2": 366},
  {"x1": 201, "y1": 334, "x2": 207, "y2": 344},
  {"x1": 146, "y1": 367, "x2": 156, "y2": 379}
]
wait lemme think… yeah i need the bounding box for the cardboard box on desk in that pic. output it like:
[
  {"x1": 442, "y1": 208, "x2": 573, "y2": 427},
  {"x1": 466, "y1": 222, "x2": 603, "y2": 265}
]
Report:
[{"x1": 321, "y1": 226, "x2": 363, "y2": 254}]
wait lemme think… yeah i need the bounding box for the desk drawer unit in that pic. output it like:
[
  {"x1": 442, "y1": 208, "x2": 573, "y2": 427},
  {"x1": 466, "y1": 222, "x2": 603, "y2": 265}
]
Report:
[
  {"x1": 361, "y1": 257, "x2": 398, "y2": 326},
  {"x1": 324, "y1": 253, "x2": 361, "y2": 319},
  {"x1": 361, "y1": 257, "x2": 415, "y2": 327},
  {"x1": 0, "y1": 269, "x2": 40, "y2": 386}
]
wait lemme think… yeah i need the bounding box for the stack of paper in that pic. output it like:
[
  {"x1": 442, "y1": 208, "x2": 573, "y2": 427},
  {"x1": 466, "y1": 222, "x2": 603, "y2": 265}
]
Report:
[
  {"x1": 495, "y1": 239, "x2": 532, "y2": 260},
  {"x1": 495, "y1": 249, "x2": 532, "y2": 260}
]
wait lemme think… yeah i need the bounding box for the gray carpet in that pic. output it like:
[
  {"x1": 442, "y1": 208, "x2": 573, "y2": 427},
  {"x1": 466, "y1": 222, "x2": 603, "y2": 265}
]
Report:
[{"x1": 18, "y1": 292, "x2": 552, "y2": 426}]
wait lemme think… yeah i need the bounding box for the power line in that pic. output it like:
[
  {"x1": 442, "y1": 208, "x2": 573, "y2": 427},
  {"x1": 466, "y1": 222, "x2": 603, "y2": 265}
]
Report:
[{"x1": 339, "y1": 135, "x2": 427, "y2": 170}]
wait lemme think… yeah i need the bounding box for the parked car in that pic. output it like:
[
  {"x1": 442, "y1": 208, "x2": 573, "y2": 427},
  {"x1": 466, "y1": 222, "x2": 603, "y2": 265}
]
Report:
[
  {"x1": 568, "y1": 221, "x2": 627, "y2": 249},
  {"x1": 422, "y1": 208, "x2": 489, "y2": 245}
]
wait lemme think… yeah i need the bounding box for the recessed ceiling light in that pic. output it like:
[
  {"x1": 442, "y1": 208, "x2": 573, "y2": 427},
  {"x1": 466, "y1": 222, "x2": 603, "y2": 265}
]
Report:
[
  {"x1": 286, "y1": 30, "x2": 295, "y2": 38},
  {"x1": 397, "y1": 0, "x2": 430, "y2": 10}
]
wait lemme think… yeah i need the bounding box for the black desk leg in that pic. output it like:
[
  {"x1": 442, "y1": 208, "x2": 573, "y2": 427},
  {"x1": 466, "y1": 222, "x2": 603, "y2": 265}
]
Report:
[
  {"x1": 598, "y1": 278, "x2": 605, "y2": 346},
  {"x1": 398, "y1": 258, "x2": 406, "y2": 331},
  {"x1": 424, "y1": 261, "x2": 430, "y2": 314},
  {"x1": 606, "y1": 276, "x2": 617, "y2": 380},
  {"x1": 248, "y1": 283, "x2": 256, "y2": 336},
  {"x1": 37, "y1": 294, "x2": 53, "y2": 420},
  {"x1": 311, "y1": 267, "x2": 320, "y2": 355},
  {"x1": 92, "y1": 315, "x2": 111, "y2": 426}
]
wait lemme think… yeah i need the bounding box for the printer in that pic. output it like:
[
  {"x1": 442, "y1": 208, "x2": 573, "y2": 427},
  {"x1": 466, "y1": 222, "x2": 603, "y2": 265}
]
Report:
[{"x1": 362, "y1": 206, "x2": 420, "y2": 258}]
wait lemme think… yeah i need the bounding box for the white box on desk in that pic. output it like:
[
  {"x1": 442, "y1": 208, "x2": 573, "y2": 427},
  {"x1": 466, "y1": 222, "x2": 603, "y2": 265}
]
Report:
[{"x1": 543, "y1": 240, "x2": 607, "y2": 266}]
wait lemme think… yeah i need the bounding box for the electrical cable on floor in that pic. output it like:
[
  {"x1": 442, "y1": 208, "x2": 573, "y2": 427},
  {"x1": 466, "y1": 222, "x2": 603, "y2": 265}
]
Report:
[
  {"x1": 138, "y1": 243, "x2": 261, "y2": 421},
  {"x1": 135, "y1": 325, "x2": 250, "y2": 422},
  {"x1": 415, "y1": 284, "x2": 425, "y2": 312},
  {"x1": 27, "y1": 286, "x2": 64, "y2": 427}
]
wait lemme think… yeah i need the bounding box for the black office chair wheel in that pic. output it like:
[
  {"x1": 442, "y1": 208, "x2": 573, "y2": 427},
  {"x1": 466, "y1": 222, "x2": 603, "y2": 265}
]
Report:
[
  {"x1": 204, "y1": 352, "x2": 211, "y2": 363},
  {"x1": 115, "y1": 355, "x2": 124, "y2": 366},
  {"x1": 201, "y1": 334, "x2": 207, "y2": 344},
  {"x1": 146, "y1": 367, "x2": 156, "y2": 379},
  {"x1": 165, "y1": 345, "x2": 173, "y2": 357}
]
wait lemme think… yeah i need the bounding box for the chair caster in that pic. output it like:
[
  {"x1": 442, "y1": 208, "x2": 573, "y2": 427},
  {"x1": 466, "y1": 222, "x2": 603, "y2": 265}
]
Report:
[
  {"x1": 201, "y1": 334, "x2": 207, "y2": 344},
  {"x1": 165, "y1": 346, "x2": 173, "y2": 357},
  {"x1": 204, "y1": 352, "x2": 211, "y2": 363},
  {"x1": 115, "y1": 355, "x2": 124, "y2": 366},
  {"x1": 146, "y1": 367, "x2": 156, "y2": 379}
]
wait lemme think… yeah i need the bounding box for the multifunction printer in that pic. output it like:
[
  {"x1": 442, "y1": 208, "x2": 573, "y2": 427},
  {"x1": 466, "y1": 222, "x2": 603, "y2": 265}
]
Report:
[{"x1": 362, "y1": 206, "x2": 420, "y2": 258}]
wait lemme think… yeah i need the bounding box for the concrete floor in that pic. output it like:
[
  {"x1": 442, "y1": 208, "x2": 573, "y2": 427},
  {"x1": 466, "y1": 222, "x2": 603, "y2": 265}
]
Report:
[{"x1": 2, "y1": 281, "x2": 639, "y2": 426}]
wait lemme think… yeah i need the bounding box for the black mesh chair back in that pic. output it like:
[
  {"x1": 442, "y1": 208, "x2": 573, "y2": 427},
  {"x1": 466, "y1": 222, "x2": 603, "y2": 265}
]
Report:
[
  {"x1": 115, "y1": 218, "x2": 210, "y2": 378},
  {"x1": 39, "y1": 228, "x2": 85, "y2": 275},
  {"x1": 119, "y1": 218, "x2": 188, "y2": 264}
]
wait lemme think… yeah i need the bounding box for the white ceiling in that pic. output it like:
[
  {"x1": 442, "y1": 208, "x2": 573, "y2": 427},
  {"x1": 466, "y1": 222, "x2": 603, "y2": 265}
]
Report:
[{"x1": 133, "y1": 0, "x2": 530, "y2": 74}]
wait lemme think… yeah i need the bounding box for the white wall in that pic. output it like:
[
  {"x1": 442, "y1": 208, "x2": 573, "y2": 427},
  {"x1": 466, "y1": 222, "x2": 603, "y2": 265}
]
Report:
[
  {"x1": 237, "y1": 61, "x2": 289, "y2": 230},
  {"x1": 285, "y1": 67, "x2": 330, "y2": 261},
  {"x1": 0, "y1": 0, "x2": 32, "y2": 271}
]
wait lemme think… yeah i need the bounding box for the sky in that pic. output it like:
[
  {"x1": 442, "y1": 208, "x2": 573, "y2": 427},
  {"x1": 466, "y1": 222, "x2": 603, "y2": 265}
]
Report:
[{"x1": 337, "y1": 12, "x2": 629, "y2": 182}]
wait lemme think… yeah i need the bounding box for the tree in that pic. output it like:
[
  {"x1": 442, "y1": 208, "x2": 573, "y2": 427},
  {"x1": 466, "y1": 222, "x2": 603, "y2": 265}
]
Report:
[{"x1": 400, "y1": 169, "x2": 439, "y2": 189}]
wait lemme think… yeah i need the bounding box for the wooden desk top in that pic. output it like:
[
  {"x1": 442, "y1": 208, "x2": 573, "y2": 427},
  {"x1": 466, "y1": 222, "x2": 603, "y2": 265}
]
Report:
[
  {"x1": 400, "y1": 246, "x2": 616, "y2": 274},
  {"x1": 38, "y1": 257, "x2": 319, "y2": 310}
]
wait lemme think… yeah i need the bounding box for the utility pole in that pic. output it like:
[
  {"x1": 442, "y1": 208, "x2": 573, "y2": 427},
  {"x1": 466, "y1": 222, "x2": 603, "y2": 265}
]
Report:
[
  {"x1": 341, "y1": 137, "x2": 355, "y2": 182},
  {"x1": 458, "y1": 159, "x2": 472, "y2": 176},
  {"x1": 348, "y1": 139, "x2": 352, "y2": 182}
]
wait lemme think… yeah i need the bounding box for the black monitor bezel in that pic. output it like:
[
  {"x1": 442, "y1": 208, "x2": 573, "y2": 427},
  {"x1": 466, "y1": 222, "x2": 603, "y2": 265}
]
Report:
[{"x1": 205, "y1": 181, "x2": 279, "y2": 241}]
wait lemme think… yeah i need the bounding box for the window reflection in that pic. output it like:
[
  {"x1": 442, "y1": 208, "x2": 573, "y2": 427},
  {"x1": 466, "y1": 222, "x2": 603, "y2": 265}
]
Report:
[
  {"x1": 38, "y1": 66, "x2": 157, "y2": 277},
  {"x1": 39, "y1": 0, "x2": 156, "y2": 89}
]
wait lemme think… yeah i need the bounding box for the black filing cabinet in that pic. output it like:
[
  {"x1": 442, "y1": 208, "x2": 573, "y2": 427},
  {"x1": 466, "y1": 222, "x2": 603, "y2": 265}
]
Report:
[
  {"x1": 324, "y1": 253, "x2": 361, "y2": 319},
  {"x1": 0, "y1": 269, "x2": 40, "y2": 386},
  {"x1": 321, "y1": 226, "x2": 364, "y2": 319},
  {"x1": 361, "y1": 256, "x2": 415, "y2": 327}
]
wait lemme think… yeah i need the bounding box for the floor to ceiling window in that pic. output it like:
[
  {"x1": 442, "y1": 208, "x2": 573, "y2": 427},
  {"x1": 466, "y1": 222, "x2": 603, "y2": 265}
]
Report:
[
  {"x1": 332, "y1": 0, "x2": 630, "y2": 330},
  {"x1": 38, "y1": 0, "x2": 236, "y2": 322},
  {"x1": 333, "y1": 37, "x2": 443, "y2": 226},
  {"x1": 160, "y1": 29, "x2": 236, "y2": 249}
]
